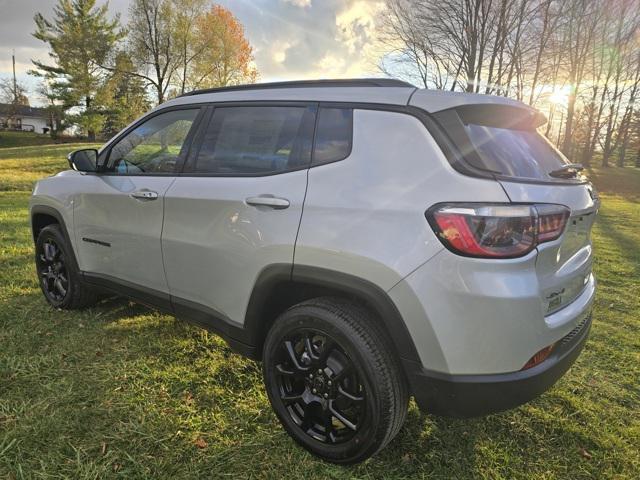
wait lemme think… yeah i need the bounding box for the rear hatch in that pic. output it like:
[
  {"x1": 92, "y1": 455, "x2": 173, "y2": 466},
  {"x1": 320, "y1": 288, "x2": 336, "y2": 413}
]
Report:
[{"x1": 428, "y1": 102, "x2": 599, "y2": 314}]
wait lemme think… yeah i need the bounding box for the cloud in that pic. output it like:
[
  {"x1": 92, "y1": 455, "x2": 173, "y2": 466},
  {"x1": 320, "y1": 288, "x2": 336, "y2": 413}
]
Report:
[
  {"x1": 281, "y1": 0, "x2": 312, "y2": 7},
  {"x1": 0, "y1": 0, "x2": 391, "y2": 104},
  {"x1": 221, "y1": 0, "x2": 386, "y2": 81}
]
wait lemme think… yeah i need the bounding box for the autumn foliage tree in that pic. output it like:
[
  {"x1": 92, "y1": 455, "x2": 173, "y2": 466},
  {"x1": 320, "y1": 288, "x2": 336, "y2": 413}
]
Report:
[
  {"x1": 126, "y1": 1, "x2": 257, "y2": 103},
  {"x1": 190, "y1": 5, "x2": 258, "y2": 89}
]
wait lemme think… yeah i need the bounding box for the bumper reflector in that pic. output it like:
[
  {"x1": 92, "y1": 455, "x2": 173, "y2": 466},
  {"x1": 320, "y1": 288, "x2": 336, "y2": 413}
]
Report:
[{"x1": 521, "y1": 344, "x2": 555, "y2": 370}]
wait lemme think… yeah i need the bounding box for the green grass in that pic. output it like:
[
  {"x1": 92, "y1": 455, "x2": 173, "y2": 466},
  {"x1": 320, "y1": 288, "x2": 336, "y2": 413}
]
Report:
[
  {"x1": 1, "y1": 141, "x2": 639, "y2": 479},
  {"x1": 0, "y1": 131, "x2": 91, "y2": 149}
]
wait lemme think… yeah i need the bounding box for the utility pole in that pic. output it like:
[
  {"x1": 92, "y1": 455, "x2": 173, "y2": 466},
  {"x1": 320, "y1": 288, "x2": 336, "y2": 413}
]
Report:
[{"x1": 12, "y1": 51, "x2": 17, "y2": 104}]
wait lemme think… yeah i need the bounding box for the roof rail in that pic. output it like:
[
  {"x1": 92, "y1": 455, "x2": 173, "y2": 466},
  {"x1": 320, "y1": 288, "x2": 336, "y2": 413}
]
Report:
[{"x1": 178, "y1": 78, "x2": 415, "y2": 97}]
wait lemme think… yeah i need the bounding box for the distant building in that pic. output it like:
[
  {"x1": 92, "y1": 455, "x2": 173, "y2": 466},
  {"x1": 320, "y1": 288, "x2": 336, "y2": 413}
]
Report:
[{"x1": 0, "y1": 104, "x2": 55, "y2": 134}]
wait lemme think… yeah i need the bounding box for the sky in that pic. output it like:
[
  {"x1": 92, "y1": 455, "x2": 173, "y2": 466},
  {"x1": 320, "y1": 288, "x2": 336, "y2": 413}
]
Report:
[{"x1": 0, "y1": 0, "x2": 387, "y2": 106}]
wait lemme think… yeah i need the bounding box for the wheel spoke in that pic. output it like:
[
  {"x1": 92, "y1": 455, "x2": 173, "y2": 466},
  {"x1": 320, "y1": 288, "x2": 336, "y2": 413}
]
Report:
[
  {"x1": 331, "y1": 364, "x2": 352, "y2": 384},
  {"x1": 284, "y1": 340, "x2": 308, "y2": 372},
  {"x1": 318, "y1": 338, "x2": 336, "y2": 363},
  {"x1": 275, "y1": 363, "x2": 298, "y2": 377},
  {"x1": 43, "y1": 243, "x2": 55, "y2": 261},
  {"x1": 280, "y1": 392, "x2": 304, "y2": 406},
  {"x1": 329, "y1": 402, "x2": 357, "y2": 431},
  {"x1": 54, "y1": 278, "x2": 67, "y2": 296},
  {"x1": 322, "y1": 408, "x2": 336, "y2": 443},
  {"x1": 300, "y1": 403, "x2": 313, "y2": 431},
  {"x1": 304, "y1": 336, "x2": 319, "y2": 361},
  {"x1": 337, "y1": 385, "x2": 364, "y2": 403}
]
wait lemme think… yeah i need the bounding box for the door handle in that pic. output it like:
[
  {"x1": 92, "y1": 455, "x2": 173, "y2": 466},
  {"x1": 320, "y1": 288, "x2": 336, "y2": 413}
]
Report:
[
  {"x1": 245, "y1": 196, "x2": 290, "y2": 209},
  {"x1": 130, "y1": 189, "x2": 159, "y2": 200}
]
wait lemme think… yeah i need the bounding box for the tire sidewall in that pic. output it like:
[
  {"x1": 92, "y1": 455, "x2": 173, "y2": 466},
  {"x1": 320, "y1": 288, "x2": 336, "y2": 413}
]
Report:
[
  {"x1": 263, "y1": 306, "x2": 389, "y2": 464},
  {"x1": 35, "y1": 225, "x2": 80, "y2": 309}
]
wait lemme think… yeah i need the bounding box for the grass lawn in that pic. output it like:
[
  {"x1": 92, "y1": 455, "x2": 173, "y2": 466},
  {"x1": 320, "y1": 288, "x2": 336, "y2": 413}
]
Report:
[{"x1": 1, "y1": 141, "x2": 639, "y2": 479}]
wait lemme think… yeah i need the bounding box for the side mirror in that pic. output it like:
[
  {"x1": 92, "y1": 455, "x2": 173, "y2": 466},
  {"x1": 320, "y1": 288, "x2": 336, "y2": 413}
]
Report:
[{"x1": 67, "y1": 149, "x2": 98, "y2": 172}]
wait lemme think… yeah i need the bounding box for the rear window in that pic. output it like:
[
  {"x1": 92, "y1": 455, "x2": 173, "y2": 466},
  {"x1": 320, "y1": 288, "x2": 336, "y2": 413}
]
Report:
[
  {"x1": 465, "y1": 124, "x2": 570, "y2": 180},
  {"x1": 312, "y1": 108, "x2": 353, "y2": 165}
]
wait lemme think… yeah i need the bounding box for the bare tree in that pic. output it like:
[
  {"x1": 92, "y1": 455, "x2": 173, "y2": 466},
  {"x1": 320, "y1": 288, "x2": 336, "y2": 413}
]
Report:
[
  {"x1": 379, "y1": 0, "x2": 640, "y2": 168},
  {"x1": 128, "y1": 0, "x2": 177, "y2": 104}
]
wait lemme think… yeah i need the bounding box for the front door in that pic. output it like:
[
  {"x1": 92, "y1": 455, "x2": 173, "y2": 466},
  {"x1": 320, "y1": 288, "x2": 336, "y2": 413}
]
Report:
[{"x1": 73, "y1": 107, "x2": 202, "y2": 294}]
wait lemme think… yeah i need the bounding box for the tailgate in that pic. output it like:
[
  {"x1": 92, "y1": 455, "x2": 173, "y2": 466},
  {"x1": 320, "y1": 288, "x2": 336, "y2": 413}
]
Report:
[{"x1": 500, "y1": 180, "x2": 598, "y2": 314}]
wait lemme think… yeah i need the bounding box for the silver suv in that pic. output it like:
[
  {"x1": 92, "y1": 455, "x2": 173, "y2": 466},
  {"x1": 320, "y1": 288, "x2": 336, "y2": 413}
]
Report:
[{"x1": 30, "y1": 79, "x2": 597, "y2": 464}]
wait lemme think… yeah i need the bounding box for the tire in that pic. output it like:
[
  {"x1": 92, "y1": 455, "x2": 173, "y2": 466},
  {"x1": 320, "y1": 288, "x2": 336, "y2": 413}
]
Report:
[
  {"x1": 262, "y1": 297, "x2": 408, "y2": 464},
  {"x1": 35, "y1": 224, "x2": 97, "y2": 310}
]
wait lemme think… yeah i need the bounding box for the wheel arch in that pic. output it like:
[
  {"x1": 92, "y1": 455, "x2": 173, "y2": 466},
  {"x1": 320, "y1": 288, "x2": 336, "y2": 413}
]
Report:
[
  {"x1": 243, "y1": 264, "x2": 422, "y2": 369},
  {"x1": 30, "y1": 205, "x2": 80, "y2": 270}
]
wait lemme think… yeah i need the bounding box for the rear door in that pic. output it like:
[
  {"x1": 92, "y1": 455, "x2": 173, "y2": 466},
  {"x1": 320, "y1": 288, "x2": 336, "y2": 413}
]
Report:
[
  {"x1": 74, "y1": 107, "x2": 202, "y2": 295},
  {"x1": 439, "y1": 104, "x2": 598, "y2": 315},
  {"x1": 162, "y1": 104, "x2": 316, "y2": 324}
]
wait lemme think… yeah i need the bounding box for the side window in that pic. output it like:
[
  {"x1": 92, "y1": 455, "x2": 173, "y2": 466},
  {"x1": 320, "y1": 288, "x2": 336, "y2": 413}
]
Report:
[
  {"x1": 312, "y1": 107, "x2": 353, "y2": 165},
  {"x1": 191, "y1": 106, "x2": 315, "y2": 175},
  {"x1": 106, "y1": 109, "x2": 199, "y2": 175}
]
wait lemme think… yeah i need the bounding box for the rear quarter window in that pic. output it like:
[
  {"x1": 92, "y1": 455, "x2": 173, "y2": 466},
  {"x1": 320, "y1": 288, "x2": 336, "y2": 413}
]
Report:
[{"x1": 312, "y1": 108, "x2": 353, "y2": 165}]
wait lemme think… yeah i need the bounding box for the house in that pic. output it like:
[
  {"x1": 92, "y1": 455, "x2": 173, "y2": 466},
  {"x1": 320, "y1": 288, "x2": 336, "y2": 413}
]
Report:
[{"x1": 0, "y1": 103, "x2": 55, "y2": 134}]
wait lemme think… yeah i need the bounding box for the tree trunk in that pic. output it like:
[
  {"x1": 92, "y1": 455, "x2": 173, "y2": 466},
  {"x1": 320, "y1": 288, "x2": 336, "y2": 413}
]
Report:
[{"x1": 86, "y1": 95, "x2": 96, "y2": 141}]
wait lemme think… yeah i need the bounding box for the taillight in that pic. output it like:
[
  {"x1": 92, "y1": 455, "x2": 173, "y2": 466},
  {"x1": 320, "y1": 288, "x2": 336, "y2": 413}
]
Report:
[{"x1": 427, "y1": 203, "x2": 570, "y2": 259}]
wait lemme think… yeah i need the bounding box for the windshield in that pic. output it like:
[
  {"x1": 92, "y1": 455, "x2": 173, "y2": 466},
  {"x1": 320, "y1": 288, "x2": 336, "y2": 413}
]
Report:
[{"x1": 465, "y1": 123, "x2": 572, "y2": 181}]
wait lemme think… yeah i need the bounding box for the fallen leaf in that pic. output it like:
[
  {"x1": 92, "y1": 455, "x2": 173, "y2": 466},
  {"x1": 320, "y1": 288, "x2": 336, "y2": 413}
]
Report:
[
  {"x1": 194, "y1": 437, "x2": 207, "y2": 449},
  {"x1": 579, "y1": 447, "x2": 593, "y2": 460},
  {"x1": 112, "y1": 463, "x2": 121, "y2": 472},
  {"x1": 101, "y1": 442, "x2": 107, "y2": 456}
]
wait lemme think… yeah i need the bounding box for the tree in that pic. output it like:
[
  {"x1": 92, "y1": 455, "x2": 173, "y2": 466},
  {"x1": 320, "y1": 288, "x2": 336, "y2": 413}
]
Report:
[
  {"x1": 379, "y1": 0, "x2": 640, "y2": 167},
  {"x1": 31, "y1": 0, "x2": 124, "y2": 140},
  {"x1": 100, "y1": 51, "x2": 150, "y2": 136},
  {"x1": 128, "y1": 0, "x2": 177, "y2": 104},
  {"x1": 173, "y1": 0, "x2": 209, "y2": 95},
  {"x1": 0, "y1": 77, "x2": 30, "y2": 105},
  {"x1": 37, "y1": 81, "x2": 67, "y2": 138},
  {"x1": 189, "y1": 5, "x2": 258, "y2": 89}
]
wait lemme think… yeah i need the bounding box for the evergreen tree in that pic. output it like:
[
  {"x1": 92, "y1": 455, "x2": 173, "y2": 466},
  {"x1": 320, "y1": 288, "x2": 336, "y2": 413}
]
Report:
[{"x1": 31, "y1": 0, "x2": 124, "y2": 140}]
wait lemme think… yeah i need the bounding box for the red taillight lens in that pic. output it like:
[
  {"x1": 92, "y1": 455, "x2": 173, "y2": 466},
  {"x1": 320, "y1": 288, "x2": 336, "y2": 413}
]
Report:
[
  {"x1": 427, "y1": 203, "x2": 570, "y2": 259},
  {"x1": 521, "y1": 343, "x2": 555, "y2": 370},
  {"x1": 536, "y1": 204, "x2": 570, "y2": 242}
]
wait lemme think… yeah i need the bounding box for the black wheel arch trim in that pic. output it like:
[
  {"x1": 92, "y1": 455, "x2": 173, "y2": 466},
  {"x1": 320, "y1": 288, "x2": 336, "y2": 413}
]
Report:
[
  {"x1": 30, "y1": 205, "x2": 81, "y2": 271},
  {"x1": 243, "y1": 264, "x2": 423, "y2": 366}
]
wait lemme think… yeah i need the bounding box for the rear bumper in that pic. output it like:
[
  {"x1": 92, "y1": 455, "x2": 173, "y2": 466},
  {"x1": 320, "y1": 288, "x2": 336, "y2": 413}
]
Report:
[{"x1": 404, "y1": 313, "x2": 592, "y2": 417}]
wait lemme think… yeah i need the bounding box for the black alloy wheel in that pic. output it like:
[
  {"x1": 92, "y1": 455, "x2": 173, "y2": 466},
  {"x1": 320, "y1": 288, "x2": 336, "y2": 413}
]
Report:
[
  {"x1": 274, "y1": 328, "x2": 366, "y2": 445},
  {"x1": 263, "y1": 298, "x2": 408, "y2": 464},
  {"x1": 35, "y1": 224, "x2": 97, "y2": 309},
  {"x1": 37, "y1": 238, "x2": 69, "y2": 303}
]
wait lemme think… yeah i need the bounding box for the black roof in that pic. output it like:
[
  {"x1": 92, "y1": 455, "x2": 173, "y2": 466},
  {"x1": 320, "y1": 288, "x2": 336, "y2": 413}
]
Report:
[
  {"x1": 0, "y1": 103, "x2": 48, "y2": 118},
  {"x1": 179, "y1": 78, "x2": 415, "y2": 97}
]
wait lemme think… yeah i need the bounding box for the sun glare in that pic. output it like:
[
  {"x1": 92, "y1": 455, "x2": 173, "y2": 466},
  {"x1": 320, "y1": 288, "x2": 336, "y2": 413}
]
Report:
[{"x1": 548, "y1": 87, "x2": 570, "y2": 107}]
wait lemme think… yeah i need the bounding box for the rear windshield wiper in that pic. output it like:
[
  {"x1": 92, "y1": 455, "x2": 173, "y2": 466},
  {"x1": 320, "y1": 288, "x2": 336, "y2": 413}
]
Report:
[{"x1": 549, "y1": 163, "x2": 584, "y2": 178}]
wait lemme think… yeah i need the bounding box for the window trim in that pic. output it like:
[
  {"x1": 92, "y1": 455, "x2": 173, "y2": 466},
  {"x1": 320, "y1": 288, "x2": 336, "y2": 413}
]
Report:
[
  {"x1": 91, "y1": 99, "x2": 585, "y2": 185},
  {"x1": 96, "y1": 105, "x2": 207, "y2": 177},
  {"x1": 180, "y1": 101, "x2": 319, "y2": 178}
]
